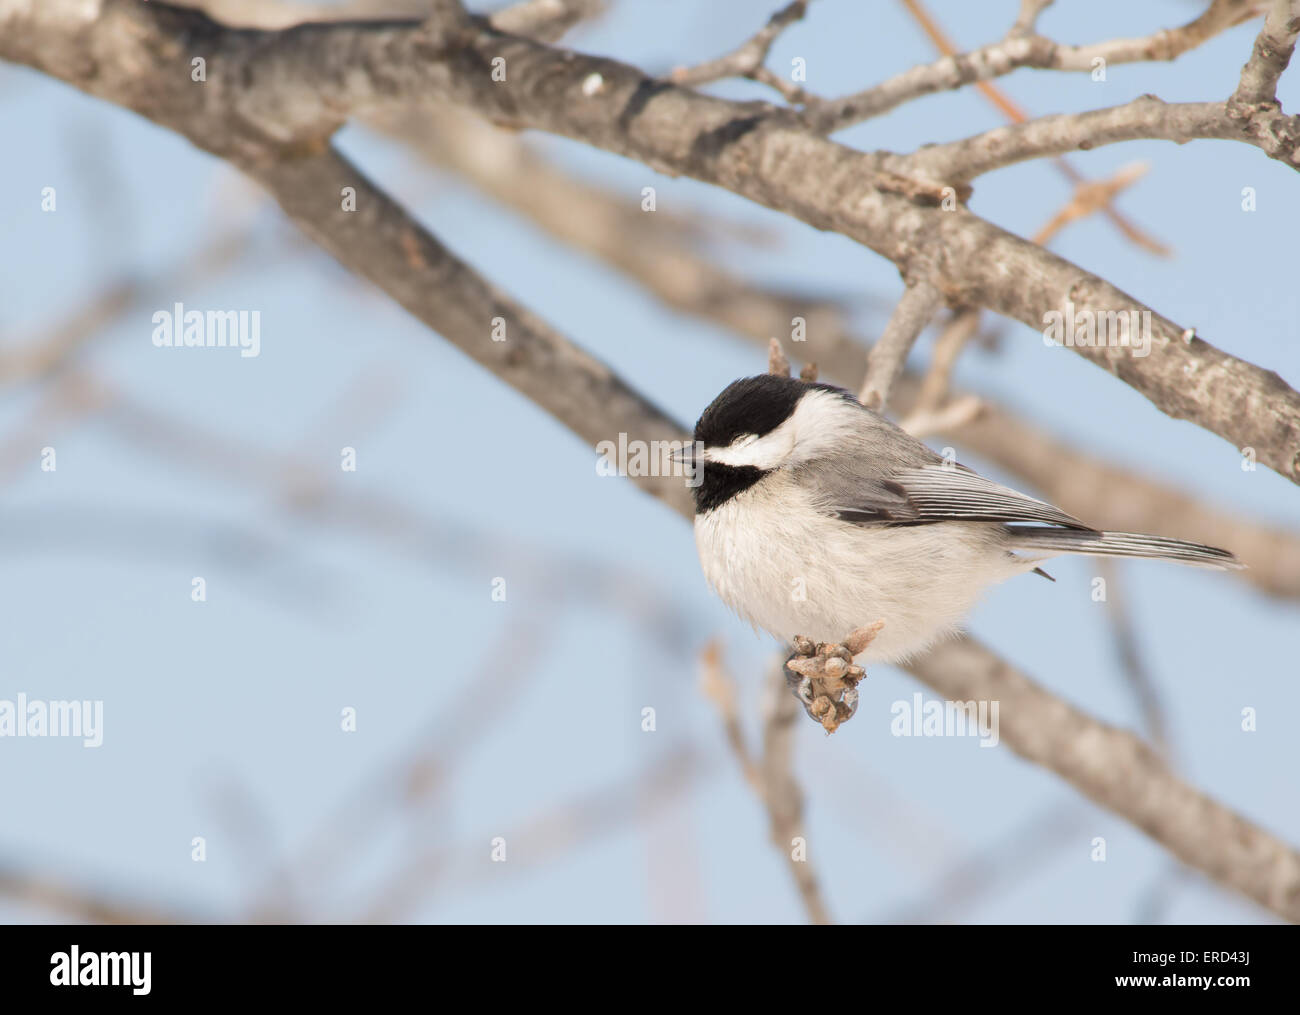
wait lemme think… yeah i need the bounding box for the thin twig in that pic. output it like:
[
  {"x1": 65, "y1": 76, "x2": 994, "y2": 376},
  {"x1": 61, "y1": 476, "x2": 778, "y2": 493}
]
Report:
[
  {"x1": 1096, "y1": 561, "x2": 1170, "y2": 757},
  {"x1": 669, "y1": 1, "x2": 814, "y2": 105},
  {"x1": 860, "y1": 279, "x2": 942, "y2": 410},
  {"x1": 896, "y1": 0, "x2": 1171, "y2": 256},
  {"x1": 1010, "y1": 0, "x2": 1055, "y2": 36},
  {"x1": 701, "y1": 646, "x2": 833, "y2": 924},
  {"x1": 806, "y1": 0, "x2": 1264, "y2": 134},
  {"x1": 1031, "y1": 162, "x2": 1151, "y2": 246},
  {"x1": 908, "y1": 308, "x2": 981, "y2": 415},
  {"x1": 491, "y1": 0, "x2": 606, "y2": 43}
]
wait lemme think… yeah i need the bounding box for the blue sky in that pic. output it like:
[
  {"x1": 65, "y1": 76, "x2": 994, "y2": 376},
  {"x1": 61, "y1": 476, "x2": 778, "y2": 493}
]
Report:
[{"x1": 0, "y1": 0, "x2": 1296, "y2": 923}]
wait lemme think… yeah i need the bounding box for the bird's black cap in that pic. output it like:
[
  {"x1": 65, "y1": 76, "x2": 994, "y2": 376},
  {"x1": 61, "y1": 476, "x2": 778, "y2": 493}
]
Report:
[{"x1": 693, "y1": 374, "x2": 849, "y2": 448}]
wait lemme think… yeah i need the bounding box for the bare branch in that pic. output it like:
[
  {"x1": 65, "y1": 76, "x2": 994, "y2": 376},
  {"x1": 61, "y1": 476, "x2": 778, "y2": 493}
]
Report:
[
  {"x1": 490, "y1": 0, "x2": 605, "y2": 43},
  {"x1": 768, "y1": 337, "x2": 792, "y2": 378},
  {"x1": 250, "y1": 145, "x2": 694, "y2": 518},
  {"x1": 1010, "y1": 0, "x2": 1054, "y2": 37},
  {"x1": 699, "y1": 643, "x2": 763, "y2": 791},
  {"x1": 380, "y1": 105, "x2": 851, "y2": 320},
  {"x1": 908, "y1": 309, "x2": 981, "y2": 414},
  {"x1": 907, "y1": 96, "x2": 1300, "y2": 181},
  {"x1": 1097, "y1": 560, "x2": 1170, "y2": 756},
  {"x1": 859, "y1": 280, "x2": 942, "y2": 410},
  {"x1": 670, "y1": 0, "x2": 811, "y2": 100},
  {"x1": 0, "y1": 862, "x2": 202, "y2": 924},
  {"x1": 899, "y1": 393, "x2": 984, "y2": 439},
  {"x1": 701, "y1": 646, "x2": 833, "y2": 924},
  {"x1": 1232, "y1": 0, "x2": 1300, "y2": 106},
  {"x1": 1031, "y1": 162, "x2": 1150, "y2": 246},
  {"x1": 895, "y1": 0, "x2": 1171, "y2": 257},
  {"x1": 758, "y1": 666, "x2": 830, "y2": 924},
  {"x1": 804, "y1": 0, "x2": 1263, "y2": 135}
]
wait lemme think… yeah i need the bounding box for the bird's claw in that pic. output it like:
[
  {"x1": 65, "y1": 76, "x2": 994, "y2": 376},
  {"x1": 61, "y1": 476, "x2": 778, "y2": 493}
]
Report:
[{"x1": 783, "y1": 622, "x2": 883, "y2": 734}]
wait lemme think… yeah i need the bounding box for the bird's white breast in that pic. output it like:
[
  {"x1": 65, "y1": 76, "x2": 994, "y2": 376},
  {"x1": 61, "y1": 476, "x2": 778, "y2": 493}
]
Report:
[{"x1": 693, "y1": 471, "x2": 1026, "y2": 662}]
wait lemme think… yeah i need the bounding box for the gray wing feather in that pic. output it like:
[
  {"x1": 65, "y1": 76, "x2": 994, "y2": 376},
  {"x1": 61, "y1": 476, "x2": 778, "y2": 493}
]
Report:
[
  {"x1": 793, "y1": 406, "x2": 1086, "y2": 529},
  {"x1": 886, "y1": 465, "x2": 1087, "y2": 528}
]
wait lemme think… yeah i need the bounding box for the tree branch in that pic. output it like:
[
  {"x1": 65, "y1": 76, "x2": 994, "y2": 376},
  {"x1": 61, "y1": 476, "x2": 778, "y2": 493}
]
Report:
[
  {"x1": 803, "y1": 0, "x2": 1263, "y2": 135},
  {"x1": 859, "y1": 279, "x2": 942, "y2": 410},
  {"x1": 896, "y1": 0, "x2": 1171, "y2": 256},
  {"x1": 669, "y1": 0, "x2": 813, "y2": 106},
  {"x1": 249, "y1": 146, "x2": 693, "y2": 517},
  {"x1": 489, "y1": 0, "x2": 605, "y2": 43},
  {"x1": 1010, "y1": 0, "x2": 1054, "y2": 37},
  {"x1": 701, "y1": 645, "x2": 832, "y2": 924},
  {"x1": 0, "y1": 862, "x2": 201, "y2": 924},
  {"x1": 1232, "y1": 0, "x2": 1300, "y2": 106},
  {"x1": 907, "y1": 96, "x2": 1299, "y2": 181}
]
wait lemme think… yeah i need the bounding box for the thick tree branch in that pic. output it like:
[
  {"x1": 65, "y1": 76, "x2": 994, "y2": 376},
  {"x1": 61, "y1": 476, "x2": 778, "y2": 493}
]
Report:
[{"x1": 250, "y1": 147, "x2": 694, "y2": 518}]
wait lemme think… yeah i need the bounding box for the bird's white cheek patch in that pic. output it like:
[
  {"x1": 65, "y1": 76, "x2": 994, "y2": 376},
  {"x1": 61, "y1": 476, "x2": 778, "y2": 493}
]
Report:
[{"x1": 706, "y1": 428, "x2": 794, "y2": 469}]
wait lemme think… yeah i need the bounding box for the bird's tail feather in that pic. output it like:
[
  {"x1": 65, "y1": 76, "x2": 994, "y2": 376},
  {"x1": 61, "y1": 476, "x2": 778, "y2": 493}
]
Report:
[{"x1": 1006, "y1": 528, "x2": 1242, "y2": 570}]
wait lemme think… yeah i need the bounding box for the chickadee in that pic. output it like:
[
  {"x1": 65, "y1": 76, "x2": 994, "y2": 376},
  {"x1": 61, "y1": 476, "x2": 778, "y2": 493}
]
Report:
[{"x1": 678, "y1": 375, "x2": 1239, "y2": 663}]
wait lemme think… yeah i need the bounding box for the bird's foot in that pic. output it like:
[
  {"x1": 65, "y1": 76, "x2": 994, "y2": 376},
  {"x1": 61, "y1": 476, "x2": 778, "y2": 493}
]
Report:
[{"x1": 784, "y1": 621, "x2": 884, "y2": 734}]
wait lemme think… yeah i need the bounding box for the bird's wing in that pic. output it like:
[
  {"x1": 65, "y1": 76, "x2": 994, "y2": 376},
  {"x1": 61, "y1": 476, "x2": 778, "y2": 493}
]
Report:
[
  {"x1": 789, "y1": 397, "x2": 1087, "y2": 528},
  {"x1": 801, "y1": 459, "x2": 1087, "y2": 529}
]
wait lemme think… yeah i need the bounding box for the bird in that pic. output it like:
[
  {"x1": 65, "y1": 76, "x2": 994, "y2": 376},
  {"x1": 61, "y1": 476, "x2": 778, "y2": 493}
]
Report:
[{"x1": 679, "y1": 374, "x2": 1240, "y2": 665}]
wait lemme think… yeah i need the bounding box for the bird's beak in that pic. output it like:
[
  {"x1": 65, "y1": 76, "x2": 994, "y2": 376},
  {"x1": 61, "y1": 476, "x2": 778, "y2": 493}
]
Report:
[
  {"x1": 672, "y1": 441, "x2": 706, "y2": 489},
  {"x1": 670, "y1": 442, "x2": 699, "y2": 467}
]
